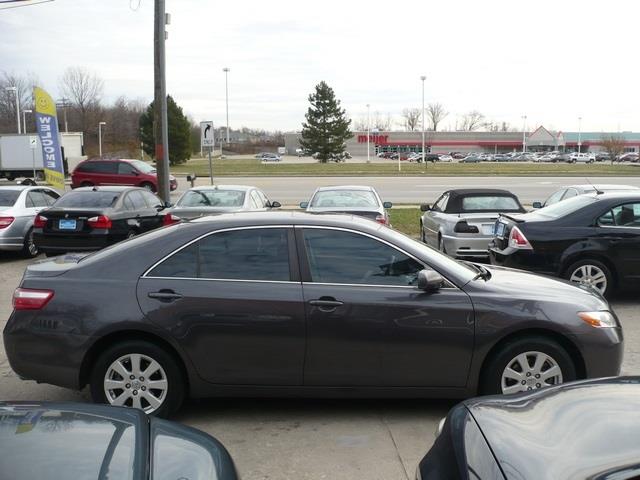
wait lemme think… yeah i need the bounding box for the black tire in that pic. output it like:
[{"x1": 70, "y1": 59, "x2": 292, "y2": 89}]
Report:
[
  {"x1": 480, "y1": 336, "x2": 576, "y2": 395},
  {"x1": 564, "y1": 258, "x2": 613, "y2": 298},
  {"x1": 126, "y1": 230, "x2": 137, "y2": 239},
  {"x1": 89, "y1": 340, "x2": 185, "y2": 418},
  {"x1": 438, "y1": 235, "x2": 447, "y2": 254},
  {"x1": 141, "y1": 182, "x2": 156, "y2": 192},
  {"x1": 420, "y1": 221, "x2": 426, "y2": 243},
  {"x1": 21, "y1": 228, "x2": 38, "y2": 258}
]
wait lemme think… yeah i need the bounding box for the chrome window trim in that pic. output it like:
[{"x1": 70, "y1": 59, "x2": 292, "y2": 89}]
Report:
[
  {"x1": 141, "y1": 224, "x2": 294, "y2": 279},
  {"x1": 141, "y1": 276, "x2": 299, "y2": 284},
  {"x1": 296, "y1": 225, "x2": 457, "y2": 289}
]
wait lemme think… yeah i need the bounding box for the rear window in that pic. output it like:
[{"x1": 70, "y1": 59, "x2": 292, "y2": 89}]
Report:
[
  {"x1": 0, "y1": 190, "x2": 20, "y2": 206},
  {"x1": 311, "y1": 190, "x2": 378, "y2": 208},
  {"x1": 538, "y1": 194, "x2": 599, "y2": 218},
  {"x1": 54, "y1": 191, "x2": 120, "y2": 208},
  {"x1": 177, "y1": 190, "x2": 246, "y2": 208},
  {"x1": 0, "y1": 408, "x2": 136, "y2": 480},
  {"x1": 461, "y1": 196, "x2": 521, "y2": 211}
]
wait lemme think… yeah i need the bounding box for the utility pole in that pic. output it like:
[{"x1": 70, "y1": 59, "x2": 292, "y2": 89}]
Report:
[
  {"x1": 421, "y1": 75, "x2": 426, "y2": 167},
  {"x1": 154, "y1": 0, "x2": 170, "y2": 202},
  {"x1": 223, "y1": 67, "x2": 230, "y2": 144},
  {"x1": 521, "y1": 115, "x2": 527, "y2": 153},
  {"x1": 366, "y1": 104, "x2": 370, "y2": 164}
]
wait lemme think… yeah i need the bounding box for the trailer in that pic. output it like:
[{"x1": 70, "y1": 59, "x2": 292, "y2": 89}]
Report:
[{"x1": 0, "y1": 133, "x2": 85, "y2": 180}]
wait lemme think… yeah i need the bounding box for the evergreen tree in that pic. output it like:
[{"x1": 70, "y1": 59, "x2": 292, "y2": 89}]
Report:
[
  {"x1": 300, "y1": 82, "x2": 351, "y2": 162},
  {"x1": 139, "y1": 95, "x2": 192, "y2": 165}
]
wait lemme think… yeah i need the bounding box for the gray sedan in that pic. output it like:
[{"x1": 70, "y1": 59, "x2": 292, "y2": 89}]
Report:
[
  {"x1": 0, "y1": 185, "x2": 60, "y2": 257},
  {"x1": 170, "y1": 185, "x2": 281, "y2": 220},
  {"x1": 301, "y1": 185, "x2": 392, "y2": 225},
  {"x1": 420, "y1": 188, "x2": 526, "y2": 259}
]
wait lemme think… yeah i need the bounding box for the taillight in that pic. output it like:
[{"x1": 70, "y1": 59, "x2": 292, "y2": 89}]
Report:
[
  {"x1": 375, "y1": 215, "x2": 388, "y2": 225},
  {"x1": 33, "y1": 215, "x2": 47, "y2": 228},
  {"x1": 509, "y1": 226, "x2": 533, "y2": 250},
  {"x1": 13, "y1": 288, "x2": 54, "y2": 310},
  {"x1": 453, "y1": 220, "x2": 479, "y2": 234},
  {"x1": 88, "y1": 215, "x2": 112, "y2": 229},
  {"x1": 163, "y1": 213, "x2": 181, "y2": 226},
  {"x1": 0, "y1": 216, "x2": 15, "y2": 229}
]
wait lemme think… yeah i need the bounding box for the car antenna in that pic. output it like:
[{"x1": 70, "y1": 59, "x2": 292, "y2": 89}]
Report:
[{"x1": 585, "y1": 178, "x2": 604, "y2": 195}]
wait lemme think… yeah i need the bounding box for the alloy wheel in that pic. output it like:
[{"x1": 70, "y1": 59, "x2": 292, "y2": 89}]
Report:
[
  {"x1": 500, "y1": 351, "x2": 563, "y2": 394},
  {"x1": 104, "y1": 353, "x2": 168, "y2": 413},
  {"x1": 569, "y1": 264, "x2": 607, "y2": 294}
]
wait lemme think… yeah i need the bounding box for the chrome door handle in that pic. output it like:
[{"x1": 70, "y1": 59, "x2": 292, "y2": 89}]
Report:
[
  {"x1": 309, "y1": 298, "x2": 344, "y2": 312},
  {"x1": 148, "y1": 291, "x2": 183, "y2": 302}
]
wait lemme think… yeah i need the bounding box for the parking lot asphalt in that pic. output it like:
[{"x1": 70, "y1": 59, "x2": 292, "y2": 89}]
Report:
[{"x1": 1, "y1": 251, "x2": 639, "y2": 479}]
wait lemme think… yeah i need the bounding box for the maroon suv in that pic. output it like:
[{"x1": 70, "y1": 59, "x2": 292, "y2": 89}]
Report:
[{"x1": 71, "y1": 159, "x2": 178, "y2": 192}]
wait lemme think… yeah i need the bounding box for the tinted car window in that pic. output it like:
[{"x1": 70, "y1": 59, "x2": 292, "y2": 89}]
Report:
[
  {"x1": 27, "y1": 190, "x2": 50, "y2": 208},
  {"x1": 310, "y1": 190, "x2": 378, "y2": 208},
  {"x1": 461, "y1": 195, "x2": 520, "y2": 211},
  {"x1": 43, "y1": 189, "x2": 60, "y2": 205},
  {"x1": 199, "y1": 228, "x2": 290, "y2": 281},
  {"x1": 303, "y1": 228, "x2": 422, "y2": 286},
  {"x1": 148, "y1": 243, "x2": 198, "y2": 278},
  {"x1": 611, "y1": 203, "x2": 640, "y2": 227},
  {"x1": 76, "y1": 162, "x2": 97, "y2": 173},
  {"x1": 545, "y1": 189, "x2": 567, "y2": 206},
  {"x1": 128, "y1": 190, "x2": 148, "y2": 210},
  {"x1": 118, "y1": 162, "x2": 137, "y2": 175},
  {"x1": 0, "y1": 190, "x2": 20, "y2": 206},
  {"x1": 129, "y1": 160, "x2": 156, "y2": 174},
  {"x1": 92, "y1": 161, "x2": 118, "y2": 174},
  {"x1": 0, "y1": 408, "x2": 136, "y2": 480},
  {"x1": 177, "y1": 190, "x2": 246, "y2": 207},
  {"x1": 54, "y1": 191, "x2": 120, "y2": 208}
]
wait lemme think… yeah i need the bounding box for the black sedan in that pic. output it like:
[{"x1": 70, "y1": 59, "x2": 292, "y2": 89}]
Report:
[
  {"x1": 33, "y1": 186, "x2": 177, "y2": 255},
  {"x1": 417, "y1": 377, "x2": 640, "y2": 480},
  {"x1": 490, "y1": 191, "x2": 640, "y2": 296},
  {"x1": 0, "y1": 401, "x2": 238, "y2": 480},
  {"x1": 5, "y1": 212, "x2": 622, "y2": 417}
]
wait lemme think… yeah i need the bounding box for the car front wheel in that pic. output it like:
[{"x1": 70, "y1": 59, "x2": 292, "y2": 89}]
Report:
[
  {"x1": 481, "y1": 336, "x2": 576, "y2": 395},
  {"x1": 90, "y1": 340, "x2": 185, "y2": 418}
]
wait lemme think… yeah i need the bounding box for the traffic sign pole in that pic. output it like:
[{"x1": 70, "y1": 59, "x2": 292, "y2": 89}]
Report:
[
  {"x1": 200, "y1": 121, "x2": 215, "y2": 185},
  {"x1": 208, "y1": 147, "x2": 213, "y2": 185}
]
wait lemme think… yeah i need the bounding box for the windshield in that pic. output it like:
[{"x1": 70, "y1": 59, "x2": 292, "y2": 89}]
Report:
[
  {"x1": 0, "y1": 190, "x2": 20, "y2": 207},
  {"x1": 177, "y1": 189, "x2": 246, "y2": 207},
  {"x1": 128, "y1": 160, "x2": 156, "y2": 174},
  {"x1": 537, "y1": 194, "x2": 599, "y2": 218},
  {"x1": 53, "y1": 191, "x2": 120, "y2": 208},
  {"x1": 311, "y1": 190, "x2": 379, "y2": 208},
  {"x1": 462, "y1": 196, "x2": 521, "y2": 211},
  {"x1": 0, "y1": 408, "x2": 136, "y2": 480}
]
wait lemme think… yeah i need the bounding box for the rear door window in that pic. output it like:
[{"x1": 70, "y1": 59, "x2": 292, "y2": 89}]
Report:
[
  {"x1": 545, "y1": 189, "x2": 567, "y2": 206},
  {"x1": 611, "y1": 203, "x2": 640, "y2": 227},
  {"x1": 26, "y1": 190, "x2": 50, "y2": 208},
  {"x1": 94, "y1": 162, "x2": 118, "y2": 174},
  {"x1": 129, "y1": 190, "x2": 149, "y2": 210}
]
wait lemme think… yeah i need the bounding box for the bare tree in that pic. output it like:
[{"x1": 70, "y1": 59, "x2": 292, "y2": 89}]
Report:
[
  {"x1": 600, "y1": 134, "x2": 626, "y2": 163},
  {"x1": 372, "y1": 111, "x2": 392, "y2": 131},
  {"x1": 352, "y1": 118, "x2": 368, "y2": 131},
  {"x1": 59, "y1": 66, "x2": 104, "y2": 136},
  {"x1": 402, "y1": 108, "x2": 421, "y2": 131},
  {"x1": 460, "y1": 110, "x2": 485, "y2": 131},
  {"x1": 426, "y1": 103, "x2": 447, "y2": 131},
  {"x1": 0, "y1": 71, "x2": 39, "y2": 133}
]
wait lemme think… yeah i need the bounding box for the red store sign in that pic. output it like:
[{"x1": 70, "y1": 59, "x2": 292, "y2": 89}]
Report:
[{"x1": 357, "y1": 135, "x2": 388, "y2": 144}]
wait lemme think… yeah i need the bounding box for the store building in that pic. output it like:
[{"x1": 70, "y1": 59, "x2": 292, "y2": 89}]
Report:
[{"x1": 284, "y1": 127, "x2": 640, "y2": 156}]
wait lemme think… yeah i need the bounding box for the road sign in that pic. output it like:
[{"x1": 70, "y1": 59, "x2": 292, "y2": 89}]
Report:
[
  {"x1": 200, "y1": 121, "x2": 214, "y2": 148},
  {"x1": 29, "y1": 136, "x2": 37, "y2": 149}
]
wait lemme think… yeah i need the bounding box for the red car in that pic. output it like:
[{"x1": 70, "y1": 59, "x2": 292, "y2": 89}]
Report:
[{"x1": 71, "y1": 159, "x2": 178, "y2": 192}]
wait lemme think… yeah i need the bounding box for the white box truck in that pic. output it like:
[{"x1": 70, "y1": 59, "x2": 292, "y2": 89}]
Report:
[{"x1": 0, "y1": 134, "x2": 44, "y2": 180}]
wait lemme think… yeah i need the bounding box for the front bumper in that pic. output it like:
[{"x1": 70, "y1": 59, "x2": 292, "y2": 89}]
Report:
[
  {"x1": 579, "y1": 326, "x2": 624, "y2": 378},
  {"x1": 442, "y1": 234, "x2": 492, "y2": 258}
]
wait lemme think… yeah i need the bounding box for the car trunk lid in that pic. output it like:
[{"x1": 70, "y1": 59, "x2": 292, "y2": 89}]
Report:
[
  {"x1": 23, "y1": 253, "x2": 90, "y2": 278},
  {"x1": 40, "y1": 208, "x2": 109, "y2": 234}
]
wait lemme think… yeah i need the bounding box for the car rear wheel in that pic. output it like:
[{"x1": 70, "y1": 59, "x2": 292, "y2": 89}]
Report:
[
  {"x1": 141, "y1": 182, "x2": 156, "y2": 192},
  {"x1": 565, "y1": 259, "x2": 612, "y2": 297},
  {"x1": 22, "y1": 228, "x2": 38, "y2": 258},
  {"x1": 481, "y1": 336, "x2": 576, "y2": 395},
  {"x1": 438, "y1": 235, "x2": 447, "y2": 254},
  {"x1": 90, "y1": 340, "x2": 184, "y2": 418}
]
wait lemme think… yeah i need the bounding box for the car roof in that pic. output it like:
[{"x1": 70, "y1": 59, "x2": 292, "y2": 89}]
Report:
[
  {"x1": 566, "y1": 184, "x2": 639, "y2": 191},
  {"x1": 315, "y1": 185, "x2": 375, "y2": 192},
  {"x1": 83, "y1": 158, "x2": 138, "y2": 163},
  {"x1": 444, "y1": 188, "x2": 516, "y2": 197},
  {"x1": 72, "y1": 186, "x2": 142, "y2": 193},
  {"x1": 586, "y1": 191, "x2": 640, "y2": 200},
  {"x1": 188, "y1": 185, "x2": 255, "y2": 191},
  {"x1": 0, "y1": 185, "x2": 31, "y2": 191},
  {"x1": 191, "y1": 210, "x2": 380, "y2": 228}
]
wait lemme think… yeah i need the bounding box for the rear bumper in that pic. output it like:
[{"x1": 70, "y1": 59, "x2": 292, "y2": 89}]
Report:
[
  {"x1": 442, "y1": 234, "x2": 492, "y2": 259},
  {"x1": 488, "y1": 246, "x2": 558, "y2": 276},
  {"x1": 0, "y1": 220, "x2": 26, "y2": 250},
  {"x1": 33, "y1": 232, "x2": 120, "y2": 253}
]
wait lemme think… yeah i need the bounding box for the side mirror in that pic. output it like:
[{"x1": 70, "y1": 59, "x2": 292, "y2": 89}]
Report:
[
  {"x1": 155, "y1": 204, "x2": 165, "y2": 212},
  {"x1": 299, "y1": 201, "x2": 309, "y2": 209},
  {"x1": 418, "y1": 269, "x2": 444, "y2": 292},
  {"x1": 383, "y1": 201, "x2": 392, "y2": 209},
  {"x1": 532, "y1": 201, "x2": 542, "y2": 209},
  {"x1": 270, "y1": 201, "x2": 281, "y2": 209},
  {"x1": 420, "y1": 204, "x2": 431, "y2": 212}
]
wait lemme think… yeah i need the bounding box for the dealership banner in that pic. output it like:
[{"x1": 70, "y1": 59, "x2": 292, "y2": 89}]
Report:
[{"x1": 34, "y1": 87, "x2": 65, "y2": 190}]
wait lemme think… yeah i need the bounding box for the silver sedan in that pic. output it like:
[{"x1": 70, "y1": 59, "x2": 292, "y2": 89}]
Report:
[
  {"x1": 0, "y1": 185, "x2": 60, "y2": 257},
  {"x1": 420, "y1": 189, "x2": 526, "y2": 259}
]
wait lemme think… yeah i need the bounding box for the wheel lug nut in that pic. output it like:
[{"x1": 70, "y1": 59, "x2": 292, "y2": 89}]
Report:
[
  {"x1": 133, "y1": 390, "x2": 138, "y2": 395},
  {"x1": 527, "y1": 387, "x2": 532, "y2": 390},
  {"x1": 141, "y1": 386, "x2": 146, "y2": 391},
  {"x1": 126, "y1": 383, "x2": 131, "y2": 389},
  {"x1": 521, "y1": 380, "x2": 526, "y2": 385},
  {"x1": 139, "y1": 377, "x2": 144, "y2": 381},
  {"x1": 130, "y1": 375, "x2": 135, "y2": 380},
  {"x1": 526, "y1": 372, "x2": 531, "y2": 377},
  {"x1": 536, "y1": 383, "x2": 541, "y2": 388},
  {"x1": 535, "y1": 374, "x2": 540, "y2": 378}
]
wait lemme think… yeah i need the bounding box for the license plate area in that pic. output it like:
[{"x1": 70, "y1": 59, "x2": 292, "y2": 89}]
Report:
[
  {"x1": 58, "y1": 219, "x2": 77, "y2": 230},
  {"x1": 494, "y1": 221, "x2": 506, "y2": 237},
  {"x1": 481, "y1": 224, "x2": 494, "y2": 235}
]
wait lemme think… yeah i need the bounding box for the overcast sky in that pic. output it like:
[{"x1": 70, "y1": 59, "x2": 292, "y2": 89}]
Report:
[{"x1": 1, "y1": 0, "x2": 638, "y2": 133}]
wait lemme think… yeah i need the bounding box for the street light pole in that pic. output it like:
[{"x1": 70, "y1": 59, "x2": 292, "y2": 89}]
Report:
[
  {"x1": 366, "y1": 104, "x2": 370, "y2": 164},
  {"x1": 154, "y1": 0, "x2": 171, "y2": 203},
  {"x1": 5, "y1": 86, "x2": 20, "y2": 134},
  {"x1": 521, "y1": 115, "x2": 527, "y2": 153},
  {"x1": 420, "y1": 75, "x2": 426, "y2": 166},
  {"x1": 98, "y1": 121, "x2": 106, "y2": 158},
  {"x1": 22, "y1": 109, "x2": 32, "y2": 133},
  {"x1": 578, "y1": 116, "x2": 582, "y2": 154},
  {"x1": 223, "y1": 67, "x2": 230, "y2": 145}
]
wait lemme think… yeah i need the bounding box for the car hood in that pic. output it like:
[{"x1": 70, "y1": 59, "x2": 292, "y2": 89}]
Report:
[
  {"x1": 465, "y1": 264, "x2": 608, "y2": 310},
  {"x1": 465, "y1": 378, "x2": 640, "y2": 480}
]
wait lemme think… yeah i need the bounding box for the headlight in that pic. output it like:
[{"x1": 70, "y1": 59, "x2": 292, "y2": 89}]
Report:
[{"x1": 578, "y1": 311, "x2": 617, "y2": 328}]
